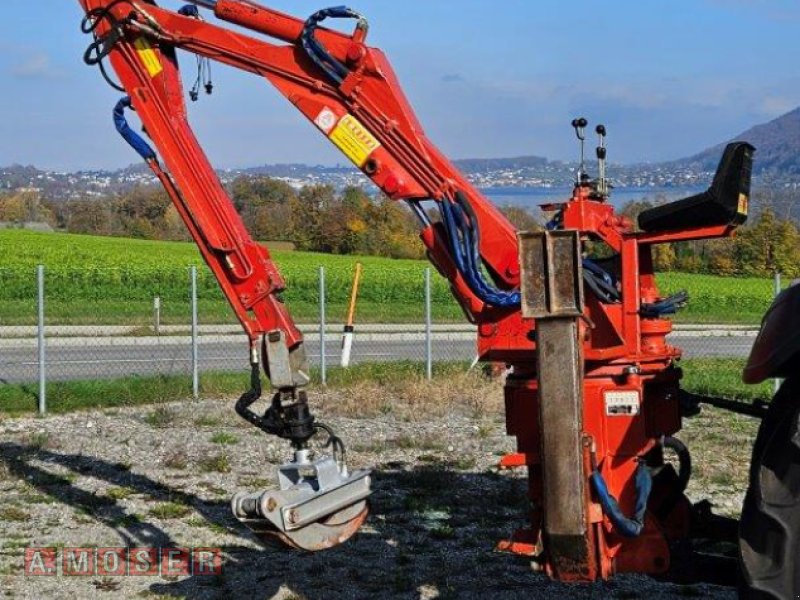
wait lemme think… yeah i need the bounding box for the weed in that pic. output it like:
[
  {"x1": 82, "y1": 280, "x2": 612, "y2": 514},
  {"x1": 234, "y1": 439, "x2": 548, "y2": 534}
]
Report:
[
  {"x1": 145, "y1": 406, "x2": 177, "y2": 428},
  {"x1": 477, "y1": 423, "x2": 495, "y2": 440},
  {"x1": 104, "y1": 487, "x2": 134, "y2": 501},
  {"x1": 198, "y1": 453, "x2": 231, "y2": 474},
  {"x1": 194, "y1": 414, "x2": 223, "y2": 428},
  {"x1": 112, "y1": 514, "x2": 143, "y2": 528},
  {"x1": 210, "y1": 432, "x2": 239, "y2": 446},
  {"x1": 710, "y1": 471, "x2": 735, "y2": 487},
  {"x1": 17, "y1": 492, "x2": 54, "y2": 505},
  {"x1": 388, "y1": 434, "x2": 445, "y2": 452},
  {"x1": 239, "y1": 477, "x2": 271, "y2": 489},
  {"x1": 431, "y1": 524, "x2": 456, "y2": 540},
  {"x1": 448, "y1": 456, "x2": 477, "y2": 471},
  {"x1": 148, "y1": 502, "x2": 191, "y2": 520},
  {"x1": 163, "y1": 449, "x2": 188, "y2": 470},
  {"x1": 23, "y1": 432, "x2": 58, "y2": 450},
  {"x1": 198, "y1": 481, "x2": 227, "y2": 496},
  {"x1": 0, "y1": 506, "x2": 27, "y2": 522},
  {"x1": 2, "y1": 537, "x2": 29, "y2": 550}
]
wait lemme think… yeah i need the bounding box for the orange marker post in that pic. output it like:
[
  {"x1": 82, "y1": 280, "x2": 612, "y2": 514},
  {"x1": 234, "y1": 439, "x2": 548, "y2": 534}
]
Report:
[{"x1": 341, "y1": 262, "x2": 363, "y2": 367}]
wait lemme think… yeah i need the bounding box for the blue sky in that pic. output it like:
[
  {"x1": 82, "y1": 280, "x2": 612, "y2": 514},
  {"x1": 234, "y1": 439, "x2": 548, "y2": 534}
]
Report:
[{"x1": 1, "y1": 0, "x2": 799, "y2": 170}]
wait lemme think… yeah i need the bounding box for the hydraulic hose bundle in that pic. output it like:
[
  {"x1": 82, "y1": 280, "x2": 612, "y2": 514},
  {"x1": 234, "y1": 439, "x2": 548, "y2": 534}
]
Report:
[
  {"x1": 301, "y1": 6, "x2": 367, "y2": 85},
  {"x1": 440, "y1": 192, "x2": 522, "y2": 308},
  {"x1": 439, "y1": 192, "x2": 626, "y2": 309}
]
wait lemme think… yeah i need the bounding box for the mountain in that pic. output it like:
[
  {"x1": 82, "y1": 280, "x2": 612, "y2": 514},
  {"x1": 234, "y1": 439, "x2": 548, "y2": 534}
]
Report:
[{"x1": 676, "y1": 107, "x2": 800, "y2": 176}]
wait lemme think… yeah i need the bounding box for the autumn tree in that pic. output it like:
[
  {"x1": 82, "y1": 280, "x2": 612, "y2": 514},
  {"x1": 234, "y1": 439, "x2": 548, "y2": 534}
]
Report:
[
  {"x1": 231, "y1": 176, "x2": 298, "y2": 241},
  {"x1": 0, "y1": 192, "x2": 54, "y2": 225},
  {"x1": 734, "y1": 209, "x2": 800, "y2": 277},
  {"x1": 65, "y1": 200, "x2": 113, "y2": 235},
  {"x1": 499, "y1": 205, "x2": 541, "y2": 231}
]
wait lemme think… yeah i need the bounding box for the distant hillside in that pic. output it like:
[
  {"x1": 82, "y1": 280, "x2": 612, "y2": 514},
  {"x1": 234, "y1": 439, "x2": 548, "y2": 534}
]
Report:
[
  {"x1": 676, "y1": 106, "x2": 800, "y2": 176},
  {"x1": 453, "y1": 155, "x2": 551, "y2": 173}
]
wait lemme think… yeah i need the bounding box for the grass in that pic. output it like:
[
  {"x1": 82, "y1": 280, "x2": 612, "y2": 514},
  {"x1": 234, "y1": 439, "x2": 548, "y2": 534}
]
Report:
[
  {"x1": 198, "y1": 453, "x2": 231, "y2": 474},
  {"x1": 0, "y1": 229, "x2": 782, "y2": 325},
  {"x1": 0, "y1": 506, "x2": 27, "y2": 522},
  {"x1": 144, "y1": 406, "x2": 178, "y2": 428},
  {"x1": 0, "y1": 359, "x2": 773, "y2": 419},
  {"x1": 0, "y1": 372, "x2": 246, "y2": 416},
  {"x1": 148, "y1": 501, "x2": 192, "y2": 520},
  {"x1": 209, "y1": 432, "x2": 239, "y2": 445},
  {"x1": 163, "y1": 449, "x2": 189, "y2": 470},
  {"x1": 679, "y1": 357, "x2": 775, "y2": 402},
  {"x1": 104, "y1": 487, "x2": 134, "y2": 501}
]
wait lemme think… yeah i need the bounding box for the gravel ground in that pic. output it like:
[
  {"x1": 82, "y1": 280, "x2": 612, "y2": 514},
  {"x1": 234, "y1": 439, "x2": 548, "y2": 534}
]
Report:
[{"x1": 0, "y1": 387, "x2": 756, "y2": 599}]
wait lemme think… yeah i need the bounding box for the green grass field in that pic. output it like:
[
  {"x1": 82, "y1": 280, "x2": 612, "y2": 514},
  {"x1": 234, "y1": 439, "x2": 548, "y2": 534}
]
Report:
[
  {"x1": 0, "y1": 359, "x2": 773, "y2": 416},
  {"x1": 0, "y1": 229, "x2": 781, "y2": 325}
]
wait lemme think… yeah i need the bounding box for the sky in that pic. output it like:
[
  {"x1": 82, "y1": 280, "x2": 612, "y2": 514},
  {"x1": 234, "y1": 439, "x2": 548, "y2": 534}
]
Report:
[{"x1": 2, "y1": 0, "x2": 800, "y2": 171}]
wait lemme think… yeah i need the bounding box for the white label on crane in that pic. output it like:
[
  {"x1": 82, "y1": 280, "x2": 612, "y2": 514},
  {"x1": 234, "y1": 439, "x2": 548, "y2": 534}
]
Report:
[
  {"x1": 315, "y1": 108, "x2": 338, "y2": 134},
  {"x1": 604, "y1": 390, "x2": 641, "y2": 417}
]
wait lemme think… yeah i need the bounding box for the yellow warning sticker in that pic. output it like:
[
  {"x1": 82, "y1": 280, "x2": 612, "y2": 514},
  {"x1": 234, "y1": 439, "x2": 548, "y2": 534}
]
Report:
[
  {"x1": 329, "y1": 114, "x2": 380, "y2": 167},
  {"x1": 134, "y1": 37, "x2": 163, "y2": 78},
  {"x1": 737, "y1": 193, "x2": 749, "y2": 216}
]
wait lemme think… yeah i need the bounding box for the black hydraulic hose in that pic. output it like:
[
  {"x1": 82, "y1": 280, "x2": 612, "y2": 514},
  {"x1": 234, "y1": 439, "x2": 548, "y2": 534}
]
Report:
[
  {"x1": 663, "y1": 436, "x2": 692, "y2": 493},
  {"x1": 656, "y1": 436, "x2": 692, "y2": 520},
  {"x1": 234, "y1": 362, "x2": 267, "y2": 431}
]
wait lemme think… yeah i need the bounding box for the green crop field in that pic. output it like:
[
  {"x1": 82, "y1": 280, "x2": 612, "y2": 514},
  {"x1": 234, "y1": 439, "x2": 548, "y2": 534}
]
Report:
[{"x1": 0, "y1": 229, "x2": 781, "y2": 325}]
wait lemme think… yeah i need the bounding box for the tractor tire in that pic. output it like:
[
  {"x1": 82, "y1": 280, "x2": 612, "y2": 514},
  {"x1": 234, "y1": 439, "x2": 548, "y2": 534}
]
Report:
[{"x1": 739, "y1": 376, "x2": 800, "y2": 599}]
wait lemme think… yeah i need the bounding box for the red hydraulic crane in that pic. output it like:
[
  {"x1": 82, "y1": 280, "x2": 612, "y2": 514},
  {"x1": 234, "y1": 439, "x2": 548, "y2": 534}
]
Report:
[{"x1": 76, "y1": 0, "x2": 757, "y2": 583}]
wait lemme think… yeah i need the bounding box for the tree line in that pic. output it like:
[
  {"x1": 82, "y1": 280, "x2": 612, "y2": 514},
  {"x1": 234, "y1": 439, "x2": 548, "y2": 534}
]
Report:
[
  {"x1": 0, "y1": 177, "x2": 540, "y2": 261},
  {"x1": 0, "y1": 178, "x2": 797, "y2": 277}
]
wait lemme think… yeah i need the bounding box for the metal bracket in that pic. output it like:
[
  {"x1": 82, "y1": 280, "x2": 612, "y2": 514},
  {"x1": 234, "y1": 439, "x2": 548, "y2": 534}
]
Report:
[
  {"x1": 518, "y1": 230, "x2": 584, "y2": 319},
  {"x1": 518, "y1": 230, "x2": 595, "y2": 579},
  {"x1": 265, "y1": 330, "x2": 311, "y2": 390}
]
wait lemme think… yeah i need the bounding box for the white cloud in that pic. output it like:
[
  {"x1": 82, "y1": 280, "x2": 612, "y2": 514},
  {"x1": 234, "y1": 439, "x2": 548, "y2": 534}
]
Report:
[
  {"x1": 757, "y1": 95, "x2": 796, "y2": 118},
  {"x1": 11, "y1": 53, "x2": 60, "y2": 79}
]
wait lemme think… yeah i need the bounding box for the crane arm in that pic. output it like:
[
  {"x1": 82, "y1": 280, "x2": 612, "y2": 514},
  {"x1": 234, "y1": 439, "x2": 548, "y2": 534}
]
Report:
[
  {"x1": 80, "y1": 0, "x2": 525, "y2": 326},
  {"x1": 76, "y1": 0, "x2": 529, "y2": 552},
  {"x1": 76, "y1": 0, "x2": 759, "y2": 575}
]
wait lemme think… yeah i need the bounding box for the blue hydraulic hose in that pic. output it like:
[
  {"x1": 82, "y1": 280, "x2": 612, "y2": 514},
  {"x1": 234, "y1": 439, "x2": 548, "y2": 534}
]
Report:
[
  {"x1": 440, "y1": 197, "x2": 521, "y2": 307},
  {"x1": 113, "y1": 97, "x2": 156, "y2": 162},
  {"x1": 590, "y1": 461, "x2": 653, "y2": 538}
]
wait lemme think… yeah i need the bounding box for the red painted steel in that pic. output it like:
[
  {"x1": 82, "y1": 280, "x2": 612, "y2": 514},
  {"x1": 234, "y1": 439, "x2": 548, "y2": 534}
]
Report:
[{"x1": 76, "y1": 0, "x2": 743, "y2": 582}]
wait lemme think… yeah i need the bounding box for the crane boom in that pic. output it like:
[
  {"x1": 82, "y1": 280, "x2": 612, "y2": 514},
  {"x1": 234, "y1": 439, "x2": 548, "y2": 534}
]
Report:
[{"x1": 76, "y1": 0, "x2": 755, "y2": 580}]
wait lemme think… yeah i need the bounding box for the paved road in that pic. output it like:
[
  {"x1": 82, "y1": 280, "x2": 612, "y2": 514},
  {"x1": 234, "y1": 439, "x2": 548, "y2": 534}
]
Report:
[{"x1": 0, "y1": 331, "x2": 756, "y2": 383}]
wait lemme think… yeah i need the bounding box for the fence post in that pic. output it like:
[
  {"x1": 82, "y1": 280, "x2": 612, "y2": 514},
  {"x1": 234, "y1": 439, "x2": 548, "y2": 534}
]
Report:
[
  {"x1": 37, "y1": 265, "x2": 46, "y2": 415},
  {"x1": 425, "y1": 268, "x2": 432, "y2": 381},
  {"x1": 319, "y1": 266, "x2": 327, "y2": 386},
  {"x1": 191, "y1": 266, "x2": 199, "y2": 400},
  {"x1": 153, "y1": 296, "x2": 161, "y2": 336},
  {"x1": 774, "y1": 271, "x2": 782, "y2": 395}
]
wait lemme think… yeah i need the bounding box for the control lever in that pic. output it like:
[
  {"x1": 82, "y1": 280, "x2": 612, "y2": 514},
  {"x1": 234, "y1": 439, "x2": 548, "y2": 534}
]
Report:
[
  {"x1": 596, "y1": 124, "x2": 608, "y2": 197},
  {"x1": 572, "y1": 117, "x2": 588, "y2": 183}
]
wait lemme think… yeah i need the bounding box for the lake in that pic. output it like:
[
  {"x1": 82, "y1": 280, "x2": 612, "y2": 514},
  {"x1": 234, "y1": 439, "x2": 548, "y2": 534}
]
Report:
[{"x1": 482, "y1": 185, "x2": 705, "y2": 212}]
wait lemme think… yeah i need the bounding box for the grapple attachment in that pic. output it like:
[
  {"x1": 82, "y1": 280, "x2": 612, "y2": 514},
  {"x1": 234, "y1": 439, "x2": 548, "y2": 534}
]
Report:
[{"x1": 231, "y1": 450, "x2": 371, "y2": 551}]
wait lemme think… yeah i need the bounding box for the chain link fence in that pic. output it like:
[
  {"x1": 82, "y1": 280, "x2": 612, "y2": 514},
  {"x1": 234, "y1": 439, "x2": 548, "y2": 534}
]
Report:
[{"x1": 0, "y1": 264, "x2": 787, "y2": 414}]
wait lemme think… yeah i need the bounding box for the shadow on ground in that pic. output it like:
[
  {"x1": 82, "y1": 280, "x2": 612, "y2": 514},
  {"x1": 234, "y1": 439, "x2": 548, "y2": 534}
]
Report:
[{"x1": 0, "y1": 443, "x2": 737, "y2": 599}]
